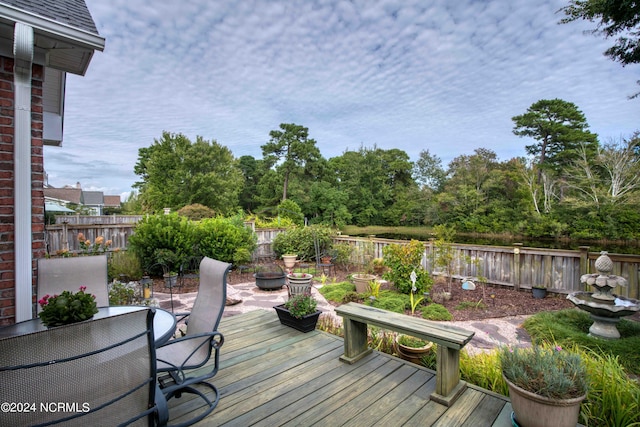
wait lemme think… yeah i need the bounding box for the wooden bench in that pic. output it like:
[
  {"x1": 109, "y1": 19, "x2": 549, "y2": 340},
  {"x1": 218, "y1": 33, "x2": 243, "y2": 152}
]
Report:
[{"x1": 334, "y1": 302, "x2": 475, "y2": 406}]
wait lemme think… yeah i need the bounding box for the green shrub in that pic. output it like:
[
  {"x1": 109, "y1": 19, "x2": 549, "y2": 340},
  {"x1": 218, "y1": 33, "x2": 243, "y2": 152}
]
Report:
[
  {"x1": 421, "y1": 303, "x2": 453, "y2": 321},
  {"x1": 108, "y1": 280, "x2": 137, "y2": 306},
  {"x1": 382, "y1": 239, "x2": 432, "y2": 294},
  {"x1": 195, "y1": 216, "x2": 257, "y2": 264},
  {"x1": 128, "y1": 213, "x2": 197, "y2": 275},
  {"x1": 272, "y1": 225, "x2": 334, "y2": 260},
  {"x1": 107, "y1": 250, "x2": 143, "y2": 281},
  {"x1": 332, "y1": 242, "x2": 353, "y2": 269},
  {"x1": 277, "y1": 199, "x2": 305, "y2": 226},
  {"x1": 177, "y1": 203, "x2": 216, "y2": 220},
  {"x1": 366, "y1": 291, "x2": 408, "y2": 313},
  {"x1": 318, "y1": 281, "x2": 355, "y2": 303}
]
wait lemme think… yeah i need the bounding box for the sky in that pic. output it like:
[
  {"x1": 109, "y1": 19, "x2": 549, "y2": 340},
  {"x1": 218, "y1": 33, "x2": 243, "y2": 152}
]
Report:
[{"x1": 44, "y1": 0, "x2": 640, "y2": 200}]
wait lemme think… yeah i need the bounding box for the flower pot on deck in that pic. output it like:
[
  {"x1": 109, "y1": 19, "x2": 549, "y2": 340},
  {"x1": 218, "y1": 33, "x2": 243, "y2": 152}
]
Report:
[
  {"x1": 505, "y1": 376, "x2": 585, "y2": 427},
  {"x1": 274, "y1": 304, "x2": 321, "y2": 332}
]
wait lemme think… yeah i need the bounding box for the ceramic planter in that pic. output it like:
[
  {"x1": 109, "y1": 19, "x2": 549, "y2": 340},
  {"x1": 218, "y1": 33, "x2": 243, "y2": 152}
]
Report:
[
  {"x1": 274, "y1": 304, "x2": 321, "y2": 332},
  {"x1": 286, "y1": 273, "x2": 313, "y2": 297},
  {"x1": 282, "y1": 255, "x2": 298, "y2": 269},
  {"x1": 352, "y1": 273, "x2": 377, "y2": 293},
  {"x1": 504, "y1": 376, "x2": 586, "y2": 427}
]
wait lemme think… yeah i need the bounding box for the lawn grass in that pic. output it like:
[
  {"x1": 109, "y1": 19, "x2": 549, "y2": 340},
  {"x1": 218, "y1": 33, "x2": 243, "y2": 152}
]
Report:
[{"x1": 523, "y1": 309, "x2": 640, "y2": 375}]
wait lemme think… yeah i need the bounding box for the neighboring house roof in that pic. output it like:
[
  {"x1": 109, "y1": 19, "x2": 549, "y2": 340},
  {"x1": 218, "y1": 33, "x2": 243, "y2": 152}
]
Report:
[
  {"x1": 104, "y1": 195, "x2": 121, "y2": 208},
  {"x1": 43, "y1": 187, "x2": 82, "y2": 204},
  {"x1": 81, "y1": 191, "x2": 104, "y2": 206},
  {"x1": 0, "y1": 0, "x2": 98, "y2": 34}
]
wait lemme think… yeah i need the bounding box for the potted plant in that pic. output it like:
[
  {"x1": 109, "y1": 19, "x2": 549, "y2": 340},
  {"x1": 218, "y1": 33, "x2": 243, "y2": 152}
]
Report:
[
  {"x1": 286, "y1": 272, "x2": 314, "y2": 297},
  {"x1": 274, "y1": 294, "x2": 321, "y2": 332},
  {"x1": 499, "y1": 345, "x2": 588, "y2": 427},
  {"x1": 154, "y1": 248, "x2": 182, "y2": 287},
  {"x1": 38, "y1": 286, "x2": 99, "y2": 327},
  {"x1": 352, "y1": 272, "x2": 377, "y2": 293},
  {"x1": 532, "y1": 284, "x2": 547, "y2": 299},
  {"x1": 282, "y1": 254, "x2": 298, "y2": 269},
  {"x1": 394, "y1": 334, "x2": 433, "y2": 364}
]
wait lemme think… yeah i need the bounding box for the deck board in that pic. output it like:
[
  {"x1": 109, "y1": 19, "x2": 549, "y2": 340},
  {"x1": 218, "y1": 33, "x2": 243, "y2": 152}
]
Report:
[{"x1": 167, "y1": 309, "x2": 512, "y2": 426}]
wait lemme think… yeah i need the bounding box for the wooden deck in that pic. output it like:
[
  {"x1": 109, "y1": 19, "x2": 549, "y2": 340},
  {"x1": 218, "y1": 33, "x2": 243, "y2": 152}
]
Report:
[{"x1": 167, "y1": 310, "x2": 514, "y2": 426}]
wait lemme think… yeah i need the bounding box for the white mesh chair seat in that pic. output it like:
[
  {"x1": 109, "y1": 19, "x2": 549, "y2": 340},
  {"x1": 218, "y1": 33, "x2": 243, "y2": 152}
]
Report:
[
  {"x1": 0, "y1": 309, "x2": 166, "y2": 426},
  {"x1": 37, "y1": 255, "x2": 109, "y2": 312},
  {"x1": 156, "y1": 257, "x2": 230, "y2": 427}
]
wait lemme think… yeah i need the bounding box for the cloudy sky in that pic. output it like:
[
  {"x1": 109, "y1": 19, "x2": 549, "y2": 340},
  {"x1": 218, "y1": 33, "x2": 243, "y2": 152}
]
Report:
[{"x1": 44, "y1": 0, "x2": 639, "y2": 199}]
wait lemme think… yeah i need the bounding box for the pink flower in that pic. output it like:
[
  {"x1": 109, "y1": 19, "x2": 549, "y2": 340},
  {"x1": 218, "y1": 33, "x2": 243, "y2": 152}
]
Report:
[
  {"x1": 79, "y1": 286, "x2": 87, "y2": 292},
  {"x1": 555, "y1": 345, "x2": 563, "y2": 352},
  {"x1": 38, "y1": 294, "x2": 50, "y2": 306}
]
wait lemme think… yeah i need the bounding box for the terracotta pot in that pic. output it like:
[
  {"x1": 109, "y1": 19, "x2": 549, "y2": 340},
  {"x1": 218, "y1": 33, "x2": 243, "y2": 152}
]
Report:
[
  {"x1": 394, "y1": 334, "x2": 433, "y2": 364},
  {"x1": 504, "y1": 376, "x2": 586, "y2": 427}
]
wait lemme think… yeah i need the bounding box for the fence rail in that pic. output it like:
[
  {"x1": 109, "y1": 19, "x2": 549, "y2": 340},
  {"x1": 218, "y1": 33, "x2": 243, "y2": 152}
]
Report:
[{"x1": 44, "y1": 222, "x2": 640, "y2": 299}]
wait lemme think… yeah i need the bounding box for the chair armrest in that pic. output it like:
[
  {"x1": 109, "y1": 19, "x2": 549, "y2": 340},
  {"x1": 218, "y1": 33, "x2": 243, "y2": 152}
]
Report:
[{"x1": 156, "y1": 331, "x2": 224, "y2": 373}]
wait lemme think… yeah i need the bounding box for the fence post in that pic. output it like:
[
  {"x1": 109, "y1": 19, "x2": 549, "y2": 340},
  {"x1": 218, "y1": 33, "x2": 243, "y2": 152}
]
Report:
[
  {"x1": 62, "y1": 223, "x2": 69, "y2": 252},
  {"x1": 513, "y1": 243, "x2": 522, "y2": 291},
  {"x1": 579, "y1": 246, "x2": 590, "y2": 278}
]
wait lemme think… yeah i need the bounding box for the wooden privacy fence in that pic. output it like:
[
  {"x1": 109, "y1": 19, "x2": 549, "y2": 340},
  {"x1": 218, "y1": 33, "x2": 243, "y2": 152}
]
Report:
[
  {"x1": 45, "y1": 222, "x2": 137, "y2": 254},
  {"x1": 333, "y1": 236, "x2": 640, "y2": 299},
  {"x1": 44, "y1": 221, "x2": 640, "y2": 299}
]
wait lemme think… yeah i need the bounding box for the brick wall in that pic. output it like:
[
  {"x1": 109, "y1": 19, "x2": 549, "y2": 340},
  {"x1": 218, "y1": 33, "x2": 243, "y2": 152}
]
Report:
[{"x1": 0, "y1": 56, "x2": 45, "y2": 325}]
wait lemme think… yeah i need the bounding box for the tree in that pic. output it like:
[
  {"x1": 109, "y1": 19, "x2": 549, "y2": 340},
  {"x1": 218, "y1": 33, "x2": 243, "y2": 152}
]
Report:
[
  {"x1": 413, "y1": 149, "x2": 446, "y2": 192},
  {"x1": 133, "y1": 131, "x2": 243, "y2": 214},
  {"x1": 261, "y1": 123, "x2": 321, "y2": 201},
  {"x1": 238, "y1": 155, "x2": 265, "y2": 212},
  {"x1": 560, "y1": 0, "x2": 640, "y2": 66},
  {"x1": 512, "y1": 99, "x2": 598, "y2": 178},
  {"x1": 566, "y1": 132, "x2": 640, "y2": 206}
]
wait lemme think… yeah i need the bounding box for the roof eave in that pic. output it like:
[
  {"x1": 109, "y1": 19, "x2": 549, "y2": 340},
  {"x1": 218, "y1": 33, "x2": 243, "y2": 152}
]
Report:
[{"x1": 0, "y1": 3, "x2": 104, "y2": 51}]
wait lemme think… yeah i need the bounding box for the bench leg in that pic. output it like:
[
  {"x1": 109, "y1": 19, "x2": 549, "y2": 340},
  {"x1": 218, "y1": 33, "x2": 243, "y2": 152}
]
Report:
[
  {"x1": 339, "y1": 318, "x2": 372, "y2": 364},
  {"x1": 430, "y1": 345, "x2": 467, "y2": 407}
]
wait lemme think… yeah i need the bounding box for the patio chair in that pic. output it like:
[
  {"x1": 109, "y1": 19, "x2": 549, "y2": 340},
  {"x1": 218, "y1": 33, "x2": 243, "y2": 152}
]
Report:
[
  {"x1": 37, "y1": 255, "x2": 109, "y2": 312},
  {"x1": 155, "y1": 257, "x2": 230, "y2": 426},
  {"x1": 0, "y1": 309, "x2": 167, "y2": 426}
]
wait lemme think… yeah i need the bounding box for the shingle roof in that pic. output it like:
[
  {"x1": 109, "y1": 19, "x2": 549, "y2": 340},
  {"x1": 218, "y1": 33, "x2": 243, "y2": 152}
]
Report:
[
  {"x1": 81, "y1": 191, "x2": 104, "y2": 205},
  {"x1": 103, "y1": 195, "x2": 121, "y2": 207},
  {"x1": 0, "y1": 0, "x2": 98, "y2": 34},
  {"x1": 43, "y1": 187, "x2": 82, "y2": 204}
]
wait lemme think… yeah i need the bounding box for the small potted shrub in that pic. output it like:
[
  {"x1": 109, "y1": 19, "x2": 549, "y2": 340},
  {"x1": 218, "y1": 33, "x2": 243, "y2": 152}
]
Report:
[
  {"x1": 274, "y1": 294, "x2": 321, "y2": 332},
  {"x1": 38, "y1": 286, "x2": 99, "y2": 327},
  {"x1": 394, "y1": 334, "x2": 433, "y2": 364},
  {"x1": 500, "y1": 345, "x2": 588, "y2": 427}
]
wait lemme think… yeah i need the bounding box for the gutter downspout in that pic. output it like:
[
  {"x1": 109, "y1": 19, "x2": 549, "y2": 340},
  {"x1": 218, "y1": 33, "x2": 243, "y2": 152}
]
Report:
[{"x1": 13, "y1": 22, "x2": 33, "y2": 321}]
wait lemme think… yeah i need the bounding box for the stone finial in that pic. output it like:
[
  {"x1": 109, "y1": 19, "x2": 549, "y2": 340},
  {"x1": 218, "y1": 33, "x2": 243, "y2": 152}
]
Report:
[{"x1": 594, "y1": 251, "x2": 613, "y2": 274}]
